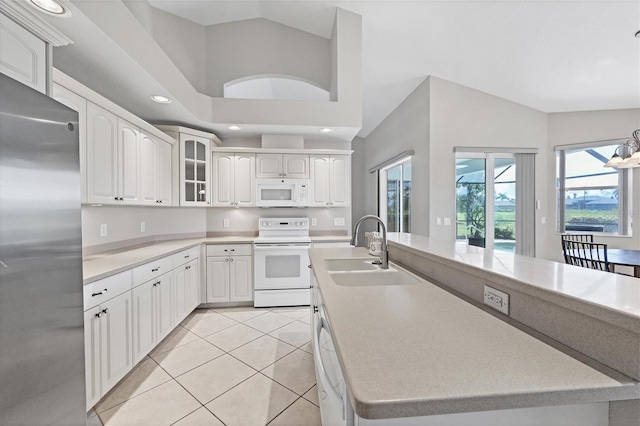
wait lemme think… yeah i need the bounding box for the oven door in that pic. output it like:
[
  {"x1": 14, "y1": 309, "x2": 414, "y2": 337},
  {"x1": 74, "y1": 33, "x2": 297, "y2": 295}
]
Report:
[{"x1": 253, "y1": 243, "x2": 310, "y2": 289}]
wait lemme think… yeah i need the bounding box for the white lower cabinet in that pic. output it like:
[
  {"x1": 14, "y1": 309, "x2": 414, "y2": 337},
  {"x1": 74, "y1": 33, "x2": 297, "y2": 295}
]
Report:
[
  {"x1": 84, "y1": 247, "x2": 202, "y2": 410},
  {"x1": 132, "y1": 271, "x2": 173, "y2": 364},
  {"x1": 84, "y1": 289, "x2": 133, "y2": 409},
  {"x1": 173, "y1": 258, "x2": 199, "y2": 324},
  {"x1": 206, "y1": 244, "x2": 253, "y2": 303}
]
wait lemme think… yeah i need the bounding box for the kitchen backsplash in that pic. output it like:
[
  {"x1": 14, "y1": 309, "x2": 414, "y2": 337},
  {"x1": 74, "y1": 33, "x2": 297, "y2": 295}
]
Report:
[{"x1": 82, "y1": 205, "x2": 351, "y2": 253}]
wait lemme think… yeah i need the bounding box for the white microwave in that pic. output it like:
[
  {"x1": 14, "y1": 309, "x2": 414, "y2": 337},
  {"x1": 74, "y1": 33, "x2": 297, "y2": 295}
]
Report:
[{"x1": 256, "y1": 178, "x2": 309, "y2": 207}]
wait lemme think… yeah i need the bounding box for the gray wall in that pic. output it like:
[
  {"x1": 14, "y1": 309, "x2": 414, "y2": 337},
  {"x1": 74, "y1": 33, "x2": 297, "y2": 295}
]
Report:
[
  {"x1": 359, "y1": 77, "x2": 431, "y2": 236},
  {"x1": 544, "y1": 108, "x2": 640, "y2": 262},
  {"x1": 204, "y1": 19, "x2": 331, "y2": 97}
]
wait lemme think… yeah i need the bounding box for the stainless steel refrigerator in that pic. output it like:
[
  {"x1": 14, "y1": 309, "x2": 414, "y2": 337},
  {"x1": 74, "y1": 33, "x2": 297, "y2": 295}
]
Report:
[{"x1": 0, "y1": 73, "x2": 85, "y2": 425}]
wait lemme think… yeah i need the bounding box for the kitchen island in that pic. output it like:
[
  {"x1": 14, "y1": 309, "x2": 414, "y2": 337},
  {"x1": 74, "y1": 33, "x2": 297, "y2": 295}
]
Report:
[{"x1": 308, "y1": 239, "x2": 639, "y2": 424}]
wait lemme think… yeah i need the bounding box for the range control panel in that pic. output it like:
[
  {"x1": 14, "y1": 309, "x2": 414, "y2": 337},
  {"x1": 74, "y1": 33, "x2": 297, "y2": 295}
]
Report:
[{"x1": 258, "y1": 218, "x2": 309, "y2": 231}]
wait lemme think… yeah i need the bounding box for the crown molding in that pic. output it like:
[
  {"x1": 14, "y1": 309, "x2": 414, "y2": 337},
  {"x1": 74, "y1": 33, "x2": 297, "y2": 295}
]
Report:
[{"x1": 0, "y1": 1, "x2": 73, "y2": 46}]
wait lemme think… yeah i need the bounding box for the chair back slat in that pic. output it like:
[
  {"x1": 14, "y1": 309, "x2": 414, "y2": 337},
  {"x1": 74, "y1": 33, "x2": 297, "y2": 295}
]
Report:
[
  {"x1": 560, "y1": 234, "x2": 594, "y2": 263},
  {"x1": 563, "y1": 240, "x2": 610, "y2": 272}
]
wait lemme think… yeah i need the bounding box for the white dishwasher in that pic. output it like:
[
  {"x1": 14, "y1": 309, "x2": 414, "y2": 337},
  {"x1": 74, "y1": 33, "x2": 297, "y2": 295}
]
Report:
[{"x1": 312, "y1": 283, "x2": 354, "y2": 426}]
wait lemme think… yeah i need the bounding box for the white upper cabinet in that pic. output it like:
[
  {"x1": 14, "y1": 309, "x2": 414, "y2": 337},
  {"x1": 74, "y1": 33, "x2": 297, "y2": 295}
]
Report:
[
  {"x1": 212, "y1": 152, "x2": 256, "y2": 207},
  {"x1": 309, "y1": 155, "x2": 351, "y2": 207},
  {"x1": 156, "y1": 140, "x2": 173, "y2": 205},
  {"x1": 180, "y1": 134, "x2": 211, "y2": 206},
  {"x1": 87, "y1": 103, "x2": 119, "y2": 204},
  {"x1": 55, "y1": 71, "x2": 176, "y2": 206},
  {"x1": 118, "y1": 119, "x2": 141, "y2": 204},
  {"x1": 139, "y1": 132, "x2": 158, "y2": 205},
  {"x1": 256, "y1": 154, "x2": 309, "y2": 178},
  {"x1": 0, "y1": 13, "x2": 46, "y2": 93},
  {"x1": 52, "y1": 83, "x2": 87, "y2": 203}
]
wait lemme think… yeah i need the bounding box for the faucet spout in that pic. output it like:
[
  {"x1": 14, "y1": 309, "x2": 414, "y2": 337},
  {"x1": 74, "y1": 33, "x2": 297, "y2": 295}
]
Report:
[{"x1": 350, "y1": 215, "x2": 389, "y2": 269}]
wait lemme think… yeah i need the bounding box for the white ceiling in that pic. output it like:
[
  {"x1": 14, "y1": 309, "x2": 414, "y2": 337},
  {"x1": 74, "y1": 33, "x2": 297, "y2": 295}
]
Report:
[
  {"x1": 148, "y1": 0, "x2": 640, "y2": 138},
  {"x1": 52, "y1": 1, "x2": 640, "y2": 140}
]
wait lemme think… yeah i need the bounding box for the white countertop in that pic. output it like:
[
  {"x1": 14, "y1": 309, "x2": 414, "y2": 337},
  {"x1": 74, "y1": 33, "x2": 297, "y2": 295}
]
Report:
[
  {"x1": 309, "y1": 246, "x2": 639, "y2": 419},
  {"x1": 83, "y1": 234, "x2": 352, "y2": 284},
  {"x1": 83, "y1": 236, "x2": 256, "y2": 284},
  {"x1": 386, "y1": 233, "x2": 640, "y2": 325}
]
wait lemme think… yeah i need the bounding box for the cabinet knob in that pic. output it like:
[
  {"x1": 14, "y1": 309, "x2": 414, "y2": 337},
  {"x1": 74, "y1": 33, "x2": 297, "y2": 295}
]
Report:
[
  {"x1": 225, "y1": 258, "x2": 229, "y2": 262},
  {"x1": 229, "y1": 258, "x2": 233, "y2": 262}
]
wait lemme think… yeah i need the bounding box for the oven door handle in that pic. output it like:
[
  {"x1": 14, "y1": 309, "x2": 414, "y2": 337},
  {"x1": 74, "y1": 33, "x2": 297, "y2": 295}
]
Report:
[
  {"x1": 253, "y1": 244, "x2": 310, "y2": 249},
  {"x1": 313, "y1": 313, "x2": 345, "y2": 419}
]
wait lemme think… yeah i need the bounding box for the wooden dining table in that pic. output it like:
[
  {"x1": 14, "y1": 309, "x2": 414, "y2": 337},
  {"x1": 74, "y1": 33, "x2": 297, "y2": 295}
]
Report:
[{"x1": 606, "y1": 249, "x2": 640, "y2": 278}]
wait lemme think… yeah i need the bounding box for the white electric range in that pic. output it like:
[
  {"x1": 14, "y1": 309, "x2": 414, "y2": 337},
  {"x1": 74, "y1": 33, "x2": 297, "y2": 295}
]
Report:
[{"x1": 253, "y1": 218, "x2": 311, "y2": 307}]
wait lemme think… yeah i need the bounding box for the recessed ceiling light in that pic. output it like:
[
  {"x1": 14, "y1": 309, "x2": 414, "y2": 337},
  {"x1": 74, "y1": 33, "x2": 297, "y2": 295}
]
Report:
[
  {"x1": 227, "y1": 125, "x2": 242, "y2": 131},
  {"x1": 28, "y1": 0, "x2": 70, "y2": 17},
  {"x1": 150, "y1": 95, "x2": 171, "y2": 104},
  {"x1": 320, "y1": 128, "x2": 332, "y2": 133}
]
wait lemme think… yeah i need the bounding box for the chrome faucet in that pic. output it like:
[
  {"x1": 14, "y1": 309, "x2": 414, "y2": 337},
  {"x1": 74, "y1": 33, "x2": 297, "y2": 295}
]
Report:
[{"x1": 350, "y1": 215, "x2": 388, "y2": 269}]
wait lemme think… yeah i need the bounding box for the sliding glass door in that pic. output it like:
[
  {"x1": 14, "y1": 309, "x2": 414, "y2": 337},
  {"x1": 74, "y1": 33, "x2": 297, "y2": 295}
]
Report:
[{"x1": 456, "y1": 153, "x2": 516, "y2": 252}]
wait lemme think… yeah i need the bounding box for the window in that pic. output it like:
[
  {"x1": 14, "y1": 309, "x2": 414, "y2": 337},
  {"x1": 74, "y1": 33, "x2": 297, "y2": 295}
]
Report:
[
  {"x1": 379, "y1": 158, "x2": 411, "y2": 233},
  {"x1": 556, "y1": 142, "x2": 631, "y2": 236}
]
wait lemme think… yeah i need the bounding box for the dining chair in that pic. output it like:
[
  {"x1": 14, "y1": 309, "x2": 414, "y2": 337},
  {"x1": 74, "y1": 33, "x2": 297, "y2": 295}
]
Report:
[
  {"x1": 560, "y1": 234, "x2": 594, "y2": 264},
  {"x1": 563, "y1": 240, "x2": 611, "y2": 272}
]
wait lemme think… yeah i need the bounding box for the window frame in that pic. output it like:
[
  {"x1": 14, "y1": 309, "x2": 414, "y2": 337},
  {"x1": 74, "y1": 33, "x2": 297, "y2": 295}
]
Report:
[
  {"x1": 555, "y1": 140, "x2": 631, "y2": 236},
  {"x1": 378, "y1": 156, "x2": 412, "y2": 233}
]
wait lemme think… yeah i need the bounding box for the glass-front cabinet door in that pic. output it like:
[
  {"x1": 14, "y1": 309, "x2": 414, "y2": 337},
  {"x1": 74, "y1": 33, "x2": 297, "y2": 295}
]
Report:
[{"x1": 180, "y1": 134, "x2": 210, "y2": 206}]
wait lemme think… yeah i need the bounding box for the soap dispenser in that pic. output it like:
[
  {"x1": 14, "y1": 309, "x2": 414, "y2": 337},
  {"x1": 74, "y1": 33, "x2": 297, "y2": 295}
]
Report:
[{"x1": 369, "y1": 231, "x2": 382, "y2": 256}]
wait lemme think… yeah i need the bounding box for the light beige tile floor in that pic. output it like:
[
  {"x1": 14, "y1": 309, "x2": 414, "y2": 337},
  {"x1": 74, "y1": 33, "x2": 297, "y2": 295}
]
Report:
[{"x1": 93, "y1": 306, "x2": 319, "y2": 426}]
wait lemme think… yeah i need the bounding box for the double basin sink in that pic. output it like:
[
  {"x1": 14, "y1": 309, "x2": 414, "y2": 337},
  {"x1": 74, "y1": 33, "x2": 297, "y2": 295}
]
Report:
[{"x1": 324, "y1": 258, "x2": 419, "y2": 286}]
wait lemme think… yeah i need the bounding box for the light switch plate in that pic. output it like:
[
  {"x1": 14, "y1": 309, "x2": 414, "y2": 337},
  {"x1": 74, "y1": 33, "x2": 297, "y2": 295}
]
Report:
[
  {"x1": 443, "y1": 217, "x2": 451, "y2": 226},
  {"x1": 223, "y1": 219, "x2": 229, "y2": 228},
  {"x1": 140, "y1": 222, "x2": 145, "y2": 233},
  {"x1": 436, "y1": 217, "x2": 442, "y2": 226},
  {"x1": 100, "y1": 224, "x2": 107, "y2": 237},
  {"x1": 334, "y1": 217, "x2": 345, "y2": 227},
  {"x1": 311, "y1": 218, "x2": 317, "y2": 226}
]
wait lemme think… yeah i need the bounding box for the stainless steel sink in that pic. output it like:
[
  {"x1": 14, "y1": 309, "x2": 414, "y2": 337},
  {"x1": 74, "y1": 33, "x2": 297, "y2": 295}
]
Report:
[{"x1": 324, "y1": 258, "x2": 380, "y2": 272}]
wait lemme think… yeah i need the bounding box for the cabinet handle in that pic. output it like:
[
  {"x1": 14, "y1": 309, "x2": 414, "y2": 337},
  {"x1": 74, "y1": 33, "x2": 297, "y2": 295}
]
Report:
[
  {"x1": 308, "y1": 265, "x2": 312, "y2": 269},
  {"x1": 153, "y1": 281, "x2": 161, "y2": 287},
  {"x1": 185, "y1": 266, "x2": 191, "y2": 270},
  {"x1": 95, "y1": 311, "x2": 102, "y2": 318},
  {"x1": 313, "y1": 306, "x2": 319, "y2": 313},
  {"x1": 184, "y1": 255, "x2": 190, "y2": 259},
  {"x1": 114, "y1": 197, "x2": 119, "y2": 201},
  {"x1": 91, "y1": 288, "x2": 108, "y2": 297},
  {"x1": 102, "y1": 308, "x2": 108, "y2": 315},
  {"x1": 152, "y1": 267, "x2": 160, "y2": 272},
  {"x1": 119, "y1": 197, "x2": 124, "y2": 201},
  {"x1": 229, "y1": 249, "x2": 235, "y2": 252}
]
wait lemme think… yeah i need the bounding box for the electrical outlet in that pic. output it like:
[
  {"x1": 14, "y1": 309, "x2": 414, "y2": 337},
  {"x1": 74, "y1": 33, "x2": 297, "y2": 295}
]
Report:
[
  {"x1": 443, "y1": 217, "x2": 451, "y2": 226},
  {"x1": 223, "y1": 219, "x2": 229, "y2": 228},
  {"x1": 140, "y1": 222, "x2": 146, "y2": 233},
  {"x1": 541, "y1": 216, "x2": 546, "y2": 224},
  {"x1": 311, "y1": 218, "x2": 317, "y2": 227},
  {"x1": 333, "y1": 217, "x2": 345, "y2": 227},
  {"x1": 436, "y1": 217, "x2": 442, "y2": 226},
  {"x1": 100, "y1": 224, "x2": 107, "y2": 237},
  {"x1": 484, "y1": 285, "x2": 509, "y2": 315}
]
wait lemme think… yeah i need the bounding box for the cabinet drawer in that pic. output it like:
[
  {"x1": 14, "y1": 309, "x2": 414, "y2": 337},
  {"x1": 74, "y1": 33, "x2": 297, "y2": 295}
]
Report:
[
  {"x1": 84, "y1": 271, "x2": 132, "y2": 310},
  {"x1": 132, "y1": 256, "x2": 173, "y2": 287},
  {"x1": 173, "y1": 247, "x2": 199, "y2": 268},
  {"x1": 207, "y1": 244, "x2": 252, "y2": 257}
]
